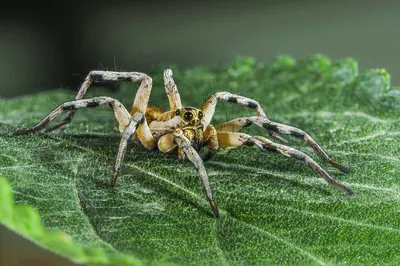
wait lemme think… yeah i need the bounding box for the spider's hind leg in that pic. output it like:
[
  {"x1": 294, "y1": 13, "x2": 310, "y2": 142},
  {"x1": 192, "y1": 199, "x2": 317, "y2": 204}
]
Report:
[
  {"x1": 201, "y1": 92, "x2": 348, "y2": 173},
  {"x1": 247, "y1": 116, "x2": 350, "y2": 173},
  {"x1": 216, "y1": 116, "x2": 349, "y2": 173},
  {"x1": 45, "y1": 71, "x2": 152, "y2": 132},
  {"x1": 217, "y1": 131, "x2": 354, "y2": 195},
  {"x1": 215, "y1": 117, "x2": 288, "y2": 144}
]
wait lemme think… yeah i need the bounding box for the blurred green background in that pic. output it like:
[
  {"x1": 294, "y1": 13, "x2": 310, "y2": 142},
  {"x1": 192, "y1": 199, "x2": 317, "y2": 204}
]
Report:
[
  {"x1": 1, "y1": 0, "x2": 399, "y2": 265},
  {"x1": 1, "y1": 0, "x2": 400, "y2": 98}
]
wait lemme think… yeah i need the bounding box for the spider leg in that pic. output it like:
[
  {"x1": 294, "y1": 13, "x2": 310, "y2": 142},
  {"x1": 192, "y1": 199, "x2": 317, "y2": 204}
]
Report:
[
  {"x1": 14, "y1": 97, "x2": 131, "y2": 135},
  {"x1": 246, "y1": 116, "x2": 349, "y2": 173},
  {"x1": 173, "y1": 129, "x2": 219, "y2": 218},
  {"x1": 112, "y1": 112, "x2": 145, "y2": 187},
  {"x1": 201, "y1": 92, "x2": 287, "y2": 143},
  {"x1": 163, "y1": 69, "x2": 182, "y2": 110},
  {"x1": 201, "y1": 92, "x2": 267, "y2": 129},
  {"x1": 202, "y1": 124, "x2": 219, "y2": 161},
  {"x1": 45, "y1": 71, "x2": 152, "y2": 132},
  {"x1": 201, "y1": 92, "x2": 348, "y2": 173},
  {"x1": 215, "y1": 117, "x2": 288, "y2": 144},
  {"x1": 217, "y1": 131, "x2": 354, "y2": 195}
]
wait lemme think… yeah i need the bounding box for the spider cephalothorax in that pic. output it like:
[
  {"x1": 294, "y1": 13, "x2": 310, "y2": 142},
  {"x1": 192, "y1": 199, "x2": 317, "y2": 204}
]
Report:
[
  {"x1": 173, "y1": 107, "x2": 205, "y2": 151},
  {"x1": 14, "y1": 69, "x2": 353, "y2": 218}
]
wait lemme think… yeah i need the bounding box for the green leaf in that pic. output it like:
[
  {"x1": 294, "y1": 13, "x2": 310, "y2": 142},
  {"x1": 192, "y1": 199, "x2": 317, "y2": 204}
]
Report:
[
  {"x1": 0, "y1": 178, "x2": 143, "y2": 265},
  {"x1": 1, "y1": 55, "x2": 399, "y2": 265}
]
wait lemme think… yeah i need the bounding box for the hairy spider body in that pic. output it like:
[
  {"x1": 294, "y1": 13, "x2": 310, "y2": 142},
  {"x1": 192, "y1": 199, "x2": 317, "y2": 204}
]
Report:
[
  {"x1": 14, "y1": 69, "x2": 353, "y2": 218},
  {"x1": 141, "y1": 106, "x2": 207, "y2": 154}
]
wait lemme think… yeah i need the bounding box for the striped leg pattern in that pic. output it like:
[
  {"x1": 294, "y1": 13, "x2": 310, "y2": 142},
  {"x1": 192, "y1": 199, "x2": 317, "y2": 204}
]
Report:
[
  {"x1": 14, "y1": 97, "x2": 131, "y2": 135},
  {"x1": 173, "y1": 129, "x2": 219, "y2": 217},
  {"x1": 217, "y1": 131, "x2": 354, "y2": 195},
  {"x1": 13, "y1": 96, "x2": 152, "y2": 187},
  {"x1": 112, "y1": 112, "x2": 145, "y2": 187},
  {"x1": 45, "y1": 71, "x2": 152, "y2": 132},
  {"x1": 201, "y1": 92, "x2": 288, "y2": 143},
  {"x1": 201, "y1": 92, "x2": 267, "y2": 129},
  {"x1": 163, "y1": 69, "x2": 182, "y2": 111},
  {"x1": 215, "y1": 116, "x2": 349, "y2": 173}
]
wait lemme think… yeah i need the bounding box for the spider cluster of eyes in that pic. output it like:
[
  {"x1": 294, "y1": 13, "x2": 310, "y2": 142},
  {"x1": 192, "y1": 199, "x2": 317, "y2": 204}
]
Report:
[{"x1": 176, "y1": 108, "x2": 203, "y2": 125}]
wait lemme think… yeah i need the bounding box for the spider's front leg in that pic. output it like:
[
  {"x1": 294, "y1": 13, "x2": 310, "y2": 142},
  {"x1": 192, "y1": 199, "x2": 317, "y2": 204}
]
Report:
[
  {"x1": 217, "y1": 131, "x2": 354, "y2": 195},
  {"x1": 172, "y1": 129, "x2": 220, "y2": 218},
  {"x1": 163, "y1": 69, "x2": 182, "y2": 111},
  {"x1": 45, "y1": 71, "x2": 152, "y2": 132},
  {"x1": 112, "y1": 112, "x2": 145, "y2": 186}
]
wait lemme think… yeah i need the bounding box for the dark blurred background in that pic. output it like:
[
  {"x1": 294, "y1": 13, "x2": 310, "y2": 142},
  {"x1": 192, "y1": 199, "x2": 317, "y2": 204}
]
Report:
[
  {"x1": 1, "y1": 0, "x2": 400, "y2": 265},
  {"x1": 1, "y1": 0, "x2": 400, "y2": 98}
]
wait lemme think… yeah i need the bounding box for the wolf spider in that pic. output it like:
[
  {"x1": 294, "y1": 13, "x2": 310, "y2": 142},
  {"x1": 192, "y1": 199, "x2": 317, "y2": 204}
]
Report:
[{"x1": 14, "y1": 69, "x2": 353, "y2": 217}]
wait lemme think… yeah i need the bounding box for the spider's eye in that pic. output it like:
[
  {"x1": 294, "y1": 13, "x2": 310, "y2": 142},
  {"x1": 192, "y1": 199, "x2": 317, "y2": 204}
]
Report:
[
  {"x1": 175, "y1": 110, "x2": 180, "y2": 116},
  {"x1": 198, "y1": 111, "x2": 203, "y2": 119},
  {"x1": 183, "y1": 112, "x2": 193, "y2": 121}
]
